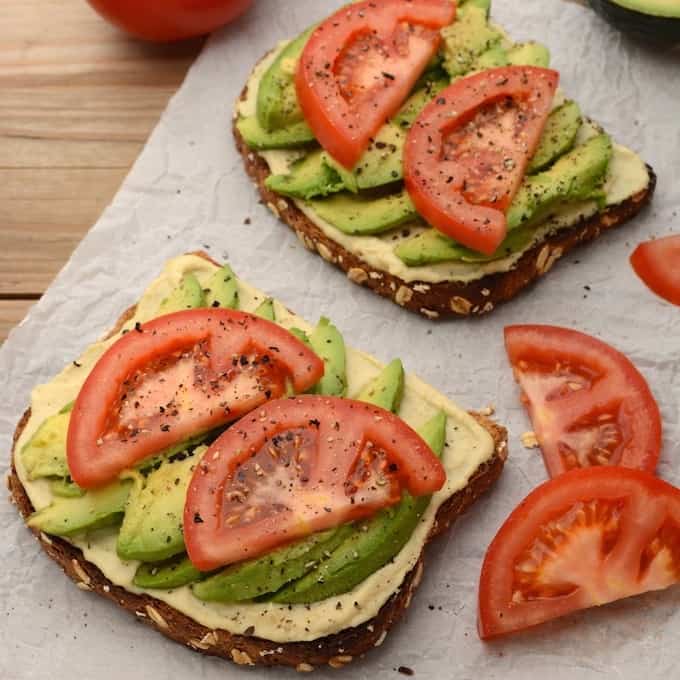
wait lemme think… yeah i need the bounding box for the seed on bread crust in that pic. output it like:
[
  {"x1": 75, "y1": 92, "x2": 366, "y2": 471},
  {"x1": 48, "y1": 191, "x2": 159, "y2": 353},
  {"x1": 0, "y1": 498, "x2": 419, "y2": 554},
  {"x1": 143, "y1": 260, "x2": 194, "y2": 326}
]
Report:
[{"x1": 348, "y1": 267, "x2": 368, "y2": 284}]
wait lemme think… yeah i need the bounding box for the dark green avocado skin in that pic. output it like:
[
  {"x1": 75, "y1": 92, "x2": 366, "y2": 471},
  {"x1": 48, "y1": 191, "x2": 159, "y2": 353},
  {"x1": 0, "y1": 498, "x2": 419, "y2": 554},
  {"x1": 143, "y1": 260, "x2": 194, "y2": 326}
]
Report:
[{"x1": 589, "y1": 0, "x2": 680, "y2": 44}]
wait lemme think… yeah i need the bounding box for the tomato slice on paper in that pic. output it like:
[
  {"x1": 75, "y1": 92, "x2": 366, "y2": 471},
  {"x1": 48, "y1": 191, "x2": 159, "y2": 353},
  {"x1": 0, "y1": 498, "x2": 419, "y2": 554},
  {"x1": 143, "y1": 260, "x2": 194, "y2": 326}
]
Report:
[
  {"x1": 505, "y1": 325, "x2": 661, "y2": 477},
  {"x1": 630, "y1": 234, "x2": 680, "y2": 306},
  {"x1": 479, "y1": 467, "x2": 680, "y2": 639},
  {"x1": 296, "y1": 0, "x2": 455, "y2": 169},
  {"x1": 404, "y1": 66, "x2": 558, "y2": 255},
  {"x1": 184, "y1": 396, "x2": 446, "y2": 571},
  {"x1": 67, "y1": 310, "x2": 324, "y2": 488}
]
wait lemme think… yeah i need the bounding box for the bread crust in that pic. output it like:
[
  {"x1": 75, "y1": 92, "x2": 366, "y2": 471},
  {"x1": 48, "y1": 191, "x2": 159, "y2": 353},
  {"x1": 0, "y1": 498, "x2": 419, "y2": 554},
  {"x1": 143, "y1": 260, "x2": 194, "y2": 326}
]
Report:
[
  {"x1": 234, "y1": 101, "x2": 656, "y2": 320},
  {"x1": 8, "y1": 252, "x2": 508, "y2": 670}
]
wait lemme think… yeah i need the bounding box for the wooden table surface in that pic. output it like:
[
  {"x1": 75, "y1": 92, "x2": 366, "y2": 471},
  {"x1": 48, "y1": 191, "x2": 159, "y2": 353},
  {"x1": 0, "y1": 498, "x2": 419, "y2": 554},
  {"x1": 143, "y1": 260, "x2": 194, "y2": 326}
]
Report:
[{"x1": 1, "y1": 0, "x2": 204, "y2": 343}]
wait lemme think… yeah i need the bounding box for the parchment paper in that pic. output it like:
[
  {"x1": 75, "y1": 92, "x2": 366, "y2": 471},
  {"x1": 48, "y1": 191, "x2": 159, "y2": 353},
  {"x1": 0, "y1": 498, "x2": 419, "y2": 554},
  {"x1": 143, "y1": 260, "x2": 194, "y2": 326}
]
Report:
[{"x1": 1, "y1": 1, "x2": 679, "y2": 678}]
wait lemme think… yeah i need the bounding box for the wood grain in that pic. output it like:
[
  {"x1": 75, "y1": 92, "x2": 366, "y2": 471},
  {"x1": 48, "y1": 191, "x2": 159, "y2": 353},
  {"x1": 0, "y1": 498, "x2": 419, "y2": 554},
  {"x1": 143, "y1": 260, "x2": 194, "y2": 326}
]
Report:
[{"x1": 0, "y1": 0, "x2": 203, "y2": 343}]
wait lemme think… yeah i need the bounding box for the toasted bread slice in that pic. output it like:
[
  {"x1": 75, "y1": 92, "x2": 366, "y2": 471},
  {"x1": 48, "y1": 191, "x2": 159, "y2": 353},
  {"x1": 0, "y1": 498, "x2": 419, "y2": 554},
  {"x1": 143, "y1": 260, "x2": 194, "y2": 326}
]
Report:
[
  {"x1": 8, "y1": 251, "x2": 508, "y2": 670},
  {"x1": 235, "y1": 123, "x2": 655, "y2": 321}
]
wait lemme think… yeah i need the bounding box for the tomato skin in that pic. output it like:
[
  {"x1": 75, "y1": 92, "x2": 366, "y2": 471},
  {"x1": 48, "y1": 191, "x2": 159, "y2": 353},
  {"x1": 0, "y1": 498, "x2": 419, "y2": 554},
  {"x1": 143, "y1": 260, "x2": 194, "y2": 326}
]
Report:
[
  {"x1": 67, "y1": 309, "x2": 323, "y2": 489},
  {"x1": 86, "y1": 0, "x2": 252, "y2": 42},
  {"x1": 630, "y1": 235, "x2": 680, "y2": 306},
  {"x1": 479, "y1": 467, "x2": 680, "y2": 639},
  {"x1": 404, "y1": 66, "x2": 558, "y2": 255},
  {"x1": 296, "y1": 0, "x2": 455, "y2": 169},
  {"x1": 505, "y1": 324, "x2": 661, "y2": 477},
  {"x1": 184, "y1": 395, "x2": 446, "y2": 571}
]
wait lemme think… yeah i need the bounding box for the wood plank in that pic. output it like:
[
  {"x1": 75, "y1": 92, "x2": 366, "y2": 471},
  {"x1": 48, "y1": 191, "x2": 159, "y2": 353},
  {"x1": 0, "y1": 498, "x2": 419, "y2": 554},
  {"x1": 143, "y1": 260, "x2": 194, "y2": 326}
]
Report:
[
  {"x1": 0, "y1": 300, "x2": 35, "y2": 345},
  {"x1": 0, "y1": 0, "x2": 202, "y2": 324}
]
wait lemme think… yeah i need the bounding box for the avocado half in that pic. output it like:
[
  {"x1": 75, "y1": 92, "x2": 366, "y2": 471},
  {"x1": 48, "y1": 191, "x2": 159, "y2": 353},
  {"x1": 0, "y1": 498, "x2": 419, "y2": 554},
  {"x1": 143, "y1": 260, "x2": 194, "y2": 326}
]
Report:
[{"x1": 589, "y1": 0, "x2": 680, "y2": 43}]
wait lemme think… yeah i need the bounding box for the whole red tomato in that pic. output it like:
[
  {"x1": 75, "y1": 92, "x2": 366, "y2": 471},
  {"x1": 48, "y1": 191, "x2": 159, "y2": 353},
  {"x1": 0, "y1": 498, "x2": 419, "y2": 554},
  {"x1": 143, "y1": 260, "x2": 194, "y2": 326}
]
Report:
[{"x1": 86, "y1": 0, "x2": 253, "y2": 42}]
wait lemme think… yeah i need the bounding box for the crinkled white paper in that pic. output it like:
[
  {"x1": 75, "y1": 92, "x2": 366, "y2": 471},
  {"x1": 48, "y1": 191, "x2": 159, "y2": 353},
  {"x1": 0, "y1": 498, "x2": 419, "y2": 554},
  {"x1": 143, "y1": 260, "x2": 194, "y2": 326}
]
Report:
[{"x1": 1, "y1": 1, "x2": 679, "y2": 677}]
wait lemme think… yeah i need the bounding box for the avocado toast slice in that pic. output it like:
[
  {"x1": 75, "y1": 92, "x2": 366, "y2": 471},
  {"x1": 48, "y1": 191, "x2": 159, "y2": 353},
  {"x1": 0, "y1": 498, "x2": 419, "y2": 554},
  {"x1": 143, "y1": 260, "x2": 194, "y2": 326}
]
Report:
[
  {"x1": 234, "y1": 0, "x2": 655, "y2": 319},
  {"x1": 8, "y1": 251, "x2": 507, "y2": 671}
]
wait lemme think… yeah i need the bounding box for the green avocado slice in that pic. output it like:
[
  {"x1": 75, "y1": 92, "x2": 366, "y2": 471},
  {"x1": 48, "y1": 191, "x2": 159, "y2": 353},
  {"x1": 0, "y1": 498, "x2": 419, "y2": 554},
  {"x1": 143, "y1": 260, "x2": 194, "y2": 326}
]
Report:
[
  {"x1": 355, "y1": 359, "x2": 405, "y2": 413},
  {"x1": 308, "y1": 191, "x2": 418, "y2": 236},
  {"x1": 507, "y1": 42, "x2": 551, "y2": 68},
  {"x1": 134, "y1": 554, "x2": 205, "y2": 590},
  {"x1": 28, "y1": 477, "x2": 135, "y2": 537},
  {"x1": 158, "y1": 272, "x2": 205, "y2": 315},
  {"x1": 309, "y1": 317, "x2": 347, "y2": 397},
  {"x1": 394, "y1": 75, "x2": 449, "y2": 129},
  {"x1": 257, "y1": 27, "x2": 314, "y2": 132},
  {"x1": 204, "y1": 264, "x2": 239, "y2": 309},
  {"x1": 236, "y1": 116, "x2": 315, "y2": 151},
  {"x1": 441, "y1": 3, "x2": 502, "y2": 78},
  {"x1": 191, "y1": 524, "x2": 355, "y2": 603},
  {"x1": 528, "y1": 101, "x2": 582, "y2": 174},
  {"x1": 265, "y1": 150, "x2": 346, "y2": 200},
  {"x1": 21, "y1": 410, "x2": 71, "y2": 480},
  {"x1": 117, "y1": 452, "x2": 200, "y2": 562},
  {"x1": 253, "y1": 297, "x2": 276, "y2": 321},
  {"x1": 49, "y1": 478, "x2": 85, "y2": 498},
  {"x1": 270, "y1": 410, "x2": 447, "y2": 604}
]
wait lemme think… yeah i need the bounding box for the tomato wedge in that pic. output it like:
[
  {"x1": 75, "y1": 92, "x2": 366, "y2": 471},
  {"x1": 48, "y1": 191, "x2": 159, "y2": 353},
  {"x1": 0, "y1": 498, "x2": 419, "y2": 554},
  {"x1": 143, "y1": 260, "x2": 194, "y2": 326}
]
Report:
[
  {"x1": 296, "y1": 0, "x2": 455, "y2": 169},
  {"x1": 404, "y1": 66, "x2": 558, "y2": 255},
  {"x1": 630, "y1": 234, "x2": 680, "y2": 306},
  {"x1": 184, "y1": 396, "x2": 446, "y2": 571},
  {"x1": 67, "y1": 310, "x2": 324, "y2": 489},
  {"x1": 505, "y1": 325, "x2": 661, "y2": 477},
  {"x1": 479, "y1": 467, "x2": 680, "y2": 639}
]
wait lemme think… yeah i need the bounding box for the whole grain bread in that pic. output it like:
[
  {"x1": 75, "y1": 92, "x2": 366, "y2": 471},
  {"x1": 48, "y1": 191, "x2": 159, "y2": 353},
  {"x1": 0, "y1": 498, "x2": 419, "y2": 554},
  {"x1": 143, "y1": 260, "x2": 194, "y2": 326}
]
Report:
[
  {"x1": 234, "y1": 107, "x2": 656, "y2": 320},
  {"x1": 8, "y1": 252, "x2": 508, "y2": 671}
]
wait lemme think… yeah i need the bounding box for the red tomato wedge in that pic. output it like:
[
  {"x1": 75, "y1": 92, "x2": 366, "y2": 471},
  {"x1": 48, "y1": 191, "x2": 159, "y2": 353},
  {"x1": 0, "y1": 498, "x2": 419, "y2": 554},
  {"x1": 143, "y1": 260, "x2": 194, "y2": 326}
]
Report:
[
  {"x1": 295, "y1": 0, "x2": 455, "y2": 169},
  {"x1": 184, "y1": 396, "x2": 446, "y2": 571},
  {"x1": 404, "y1": 66, "x2": 558, "y2": 255},
  {"x1": 504, "y1": 325, "x2": 661, "y2": 477},
  {"x1": 479, "y1": 467, "x2": 680, "y2": 639},
  {"x1": 630, "y1": 234, "x2": 680, "y2": 306},
  {"x1": 67, "y1": 310, "x2": 323, "y2": 489}
]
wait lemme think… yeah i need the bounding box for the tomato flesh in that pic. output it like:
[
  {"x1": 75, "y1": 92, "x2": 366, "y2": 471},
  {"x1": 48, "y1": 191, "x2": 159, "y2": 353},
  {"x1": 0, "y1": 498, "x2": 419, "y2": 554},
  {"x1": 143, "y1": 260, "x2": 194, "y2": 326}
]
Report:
[
  {"x1": 296, "y1": 0, "x2": 455, "y2": 169},
  {"x1": 404, "y1": 66, "x2": 558, "y2": 255},
  {"x1": 184, "y1": 396, "x2": 446, "y2": 571},
  {"x1": 505, "y1": 325, "x2": 661, "y2": 477},
  {"x1": 67, "y1": 310, "x2": 323, "y2": 488},
  {"x1": 479, "y1": 467, "x2": 680, "y2": 638},
  {"x1": 86, "y1": 0, "x2": 252, "y2": 42},
  {"x1": 630, "y1": 234, "x2": 680, "y2": 306}
]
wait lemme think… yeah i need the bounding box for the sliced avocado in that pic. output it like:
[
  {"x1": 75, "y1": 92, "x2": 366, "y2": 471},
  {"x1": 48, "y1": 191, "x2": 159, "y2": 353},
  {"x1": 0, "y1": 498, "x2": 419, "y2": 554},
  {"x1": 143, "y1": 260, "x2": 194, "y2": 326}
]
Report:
[
  {"x1": 205, "y1": 264, "x2": 238, "y2": 309},
  {"x1": 473, "y1": 44, "x2": 509, "y2": 70},
  {"x1": 441, "y1": 3, "x2": 502, "y2": 77},
  {"x1": 158, "y1": 273, "x2": 205, "y2": 315},
  {"x1": 355, "y1": 359, "x2": 405, "y2": 413},
  {"x1": 236, "y1": 116, "x2": 315, "y2": 151},
  {"x1": 507, "y1": 42, "x2": 551, "y2": 68},
  {"x1": 507, "y1": 133, "x2": 613, "y2": 230},
  {"x1": 394, "y1": 225, "x2": 536, "y2": 266},
  {"x1": 21, "y1": 410, "x2": 70, "y2": 480},
  {"x1": 49, "y1": 478, "x2": 84, "y2": 498},
  {"x1": 257, "y1": 27, "x2": 314, "y2": 131},
  {"x1": 289, "y1": 327, "x2": 311, "y2": 346},
  {"x1": 134, "y1": 554, "x2": 205, "y2": 590},
  {"x1": 308, "y1": 191, "x2": 418, "y2": 236},
  {"x1": 192, "y1": 524, "x2": 354, "y2": 603},
  {"x1": 271, "y1": 411, "x2": 447, "y2": 604},
  {"x1": 28, "y1": 477, "x2": 134, "y2": 537},
  {"x1": 461, "y1": 0, "x2": 492, "y2": 14},
  {"x1": 394, "y1": 75, "x2": 449, "y2": 129},
  {"x1": 528, "y1": 101, "x2": 582, "y2": 174},
  {"x1": 352, "y1": 124, "x2": 406, "y2": 189},
  {"x1": 117, "y1": 452, "x2": 199, "y2": 562},
  {"x1": 309, "y1": 317, "x2": 347, "y2": 397},
  {"x1": 253, "y1": 297, "x2": 276, "y2": 321},
  {"x1": 265, "y1": 150, "x2": 346, "y2": 200}
]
